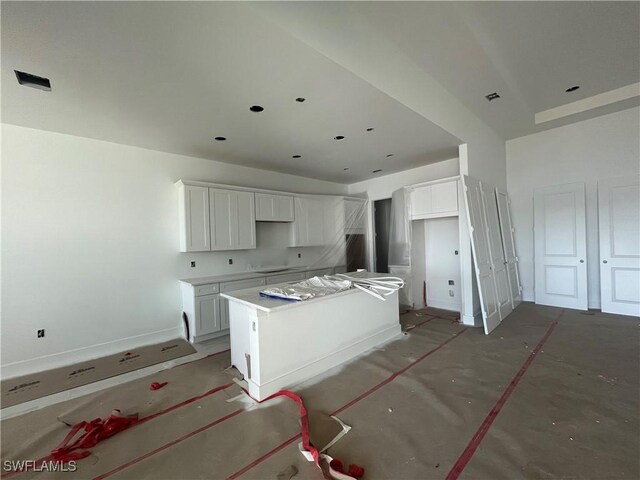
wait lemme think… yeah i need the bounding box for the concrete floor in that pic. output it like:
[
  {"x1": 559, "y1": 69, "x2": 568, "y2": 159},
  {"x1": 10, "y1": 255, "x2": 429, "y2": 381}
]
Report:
[{"x1": 1, "y1": 303, "x2": 638, "y2": 479}]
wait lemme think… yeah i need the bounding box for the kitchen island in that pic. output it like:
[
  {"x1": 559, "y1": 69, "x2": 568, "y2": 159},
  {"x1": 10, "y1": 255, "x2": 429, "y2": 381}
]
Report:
[{"x1": 221, "y1": 272, "x2": 401, "y2": 400}]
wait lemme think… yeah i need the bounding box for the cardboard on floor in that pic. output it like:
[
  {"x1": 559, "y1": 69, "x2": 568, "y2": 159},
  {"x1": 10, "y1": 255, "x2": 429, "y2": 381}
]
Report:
[{"x1": 1, "y1": 304, "x2": 637, "y2": 479}]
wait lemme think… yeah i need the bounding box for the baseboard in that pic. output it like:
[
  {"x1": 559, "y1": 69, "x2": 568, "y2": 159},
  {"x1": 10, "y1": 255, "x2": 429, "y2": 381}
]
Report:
[
  {"x1": 2, "y1": 327, "x2": 183, "y2": 379},
  {"x1": 428, "y1": 300, "x2": 462, "y2": 312},
  {"x1": 462, "y1": 310, "x2": 483, "y2": 327}
]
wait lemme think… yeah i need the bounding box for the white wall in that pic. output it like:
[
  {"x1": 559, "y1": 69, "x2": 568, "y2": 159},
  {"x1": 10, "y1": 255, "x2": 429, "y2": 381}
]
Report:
[
  {"x1": 1, "y1": 124, "x2": 347, "y2": 376},
  {"x1": 506, "y1": 107, "x2": 640, "y2": 308}
]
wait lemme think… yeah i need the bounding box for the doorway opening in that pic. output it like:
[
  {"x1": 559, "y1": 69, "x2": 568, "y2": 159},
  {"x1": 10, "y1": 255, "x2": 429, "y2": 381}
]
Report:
[{"x1": 374, "y1": 198, "x2": 392, "y2": 273}]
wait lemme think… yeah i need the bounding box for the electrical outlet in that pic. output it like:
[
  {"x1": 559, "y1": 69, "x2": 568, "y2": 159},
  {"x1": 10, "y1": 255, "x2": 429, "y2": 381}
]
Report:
[
  {"x1": 454, "y1": 250, "x2": 459, "y2": 255},
  {"x1": 448, "y1": 280, "x2": 455, "y2": 285},
  {"x1": 449, "y1": 290, "x2": 455, "y2": 297},
  {"x1": 228, "y1": 258, "x2": 233, "y2": 265},
  {"x1": 190, "y1": 261, "x2": 196, "y2": 268},
  {"x1": 37, "y1": 329, "x2": 45, "y2": 338},
  {"x1": 298, "y1": 253, "x2": 301, "y2": 258}
]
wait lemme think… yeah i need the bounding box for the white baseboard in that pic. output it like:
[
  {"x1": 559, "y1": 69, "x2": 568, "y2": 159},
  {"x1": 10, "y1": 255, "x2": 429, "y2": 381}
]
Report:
[
  {"x1": 462, "y1": 309, "x2": 483, "y2": 327},
  {"x1": 2, "y1": 327, "x2": 183, "y2": 379}
]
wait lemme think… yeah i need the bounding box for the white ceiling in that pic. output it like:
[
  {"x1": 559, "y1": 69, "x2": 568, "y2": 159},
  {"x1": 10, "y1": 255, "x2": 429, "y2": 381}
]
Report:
[
  {"x1": 351, "y1": 1, "x2": 640, "y2": 139},
  {"x1": 2, "y1": 2, "x2": 638, "y2": 183},
  {"x1": 1, "y1": 2, "x2": 461, "y2": 184}
]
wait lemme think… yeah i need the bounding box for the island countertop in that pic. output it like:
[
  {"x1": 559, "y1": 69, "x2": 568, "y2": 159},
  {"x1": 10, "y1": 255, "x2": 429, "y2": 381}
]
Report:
[{"x1": 220, "y1": 271, "x2": 392, "y2": 313}]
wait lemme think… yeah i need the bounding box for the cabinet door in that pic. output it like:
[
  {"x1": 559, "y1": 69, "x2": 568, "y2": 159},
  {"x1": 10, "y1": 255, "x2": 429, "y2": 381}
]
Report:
[
  {"x1": 291, "y1": 197, "x2": 310, "y2": 246},
  {"x1": 410, "y1": 187, "x2": 432, "y2": 219},
  {"x1": 236, "y1": 191, "x2": 256, "y2": 249},
  {"x1": 195, "y1": 294, "x2": 220, "y2": 336},
  {"x1": 210, "y1": 188, "x2": 256, "y2": 250},
  {"x1": 255, "y1": 193, "x2": 277, "y2": 221},
  {"x1": 276, "y1": 195, "x2": 295, "y2": 222},
  {"x1": 431, "y1": 181, "x2": 458, "y2": 214},
  {"x1": 179, "y1": 185, "x2": 210, "y2": 252}
]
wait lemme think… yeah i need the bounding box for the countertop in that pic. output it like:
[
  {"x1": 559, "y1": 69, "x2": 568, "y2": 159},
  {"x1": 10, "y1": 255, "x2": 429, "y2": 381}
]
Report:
[
  {"x1": 220, "y1": 271, "x2": 391, "y2": 313},
  {"x1": 179, "y1": 265, "x2": 341, "y2": 286}
]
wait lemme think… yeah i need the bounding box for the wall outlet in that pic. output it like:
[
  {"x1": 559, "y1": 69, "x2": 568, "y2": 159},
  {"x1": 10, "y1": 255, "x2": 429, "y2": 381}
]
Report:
[
  {"x1": 448, "y1": 280, "x2": 455, "y2": 285},
  {"x1": 449, "y1": 290, "x2": 455, "y2": 297},
  {"x1": 454, "y1": 250, "x2": 459, "y2": 255},
  {"x1": 298, "y1": 253, "x2": 301, "y2": 258},
  {"x1": 37, "y1": 329, "x2": 45, "y2": 338},
  {"x1": 228, "y1": 258, "x2": 233, "y2": 265},
  {"x1": 190, "y1": 261, "x2": 196, "y2": 268}
]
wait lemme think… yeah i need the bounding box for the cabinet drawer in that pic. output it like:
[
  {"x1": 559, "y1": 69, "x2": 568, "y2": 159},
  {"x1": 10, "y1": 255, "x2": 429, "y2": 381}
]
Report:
[
  {"x1": 266, "y1": 271, "x2": 306, "y2": 285},
  {"x1": 194, "y1": 283, "x2": 220, "y2": 296},
  {"x1": 220, "y1": 277, "x2": 266, "y2": 292}
]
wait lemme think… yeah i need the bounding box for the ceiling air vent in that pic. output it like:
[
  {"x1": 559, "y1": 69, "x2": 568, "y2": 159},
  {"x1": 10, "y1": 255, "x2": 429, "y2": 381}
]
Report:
[{"x1": 15, "y1": 70, "x2": 51, "y2": 91}]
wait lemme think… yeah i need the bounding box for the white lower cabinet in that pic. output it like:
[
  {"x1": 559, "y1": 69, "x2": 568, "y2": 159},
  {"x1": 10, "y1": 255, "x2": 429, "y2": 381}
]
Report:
[
  {"x1": 219, "y1": 277, "x2": 266, "y2": 330},
  {"x1": 195, "y1": 294, "x2": 221, "y2": 336}
]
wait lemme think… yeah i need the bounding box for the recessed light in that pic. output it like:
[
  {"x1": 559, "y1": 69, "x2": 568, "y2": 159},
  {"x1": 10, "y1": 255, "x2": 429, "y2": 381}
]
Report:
[
  {"x1": 249, "y1": 105, "x2": 264, "y2": 112},
  {"x1": 334, "y1": 135, "x2": 345, "y2": 140},
  {"x1": 485, "y1": 92, "x2": 500, "y2": 101},
  {"x1": 343, "y1": 168, "x2": 349, "y2": 171},
  {"x1": 292, "y1": 155, "x2": 301, "y2": 159},
  {"x1": 295, "y1": 97, "x2": 306, "y2": 103},
  {"x1": 372, "y1": 169, "x2": 382, "y2": 173},
  {"x1": 214, "y1": 136, "x2": 227, "y2": 141},
  {"x1": 366, "y1": 127, "x2": 374, "y2": 132},
  {"x1": 386, "y1": 154, "x2": 394, "y2": 157},
  {"x1": 15, "y1": 70, "x2": 51, "y2": 91},
  {"x1": 566, "y1": 85, "x2": 580, "y2": 92}
]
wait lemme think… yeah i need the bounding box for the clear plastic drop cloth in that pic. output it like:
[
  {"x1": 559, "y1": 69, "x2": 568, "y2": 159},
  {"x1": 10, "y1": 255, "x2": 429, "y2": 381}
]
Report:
[{"x1": 387, "y1": 188, "x2": 413, "y2": 307}]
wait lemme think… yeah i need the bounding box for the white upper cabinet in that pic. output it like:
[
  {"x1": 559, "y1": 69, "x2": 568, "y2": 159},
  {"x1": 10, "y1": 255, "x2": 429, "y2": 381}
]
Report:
[
  {"x1": 291, "y1": 196, "x2": 326, "y2": 247},
  {"x1": 209, "y1": 188, "x2": 256, "y2": 251},
  {"x1": 178, "y1": 184, "x2": 211, "y2": 252},
  {"x1": 411, "y1": 179, "x2": 459, "y2": 219},
  {"x1": 255, "y1": 193, "x2": 295, "y2": 222},
  {"x1": 344, "y1": 198, "x2": 367, "y2": 234}
]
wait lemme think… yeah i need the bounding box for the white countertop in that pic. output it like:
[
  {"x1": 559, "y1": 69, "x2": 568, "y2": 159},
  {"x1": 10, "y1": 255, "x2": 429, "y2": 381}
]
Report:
[
  {"x1": 180, "y1": 265, "x2": 341, "y2": 286},
  {"x1": 220, "y1": 271, "x2": 388, "y2": 313}
]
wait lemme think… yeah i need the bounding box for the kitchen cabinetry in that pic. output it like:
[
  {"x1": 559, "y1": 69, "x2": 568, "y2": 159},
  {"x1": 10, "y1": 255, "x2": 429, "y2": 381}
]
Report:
[
  {"x1": 255, "y1": 193, "x2": 294, "y2": 222},
  {"x1": 178, "y1": 184, "x2": 211, "y2": 252},
  {"x1": 305, "y1": 267, "x2": 333, "y2": 279},
  {"x1": 290, "y1": 196, "x2": 326, "y2": 247},
  {"x1": 219, "y1": 277, "x2": 266, "y2": 330},
  {"x1": 195, "y1": 294, "x2": 221, "y2": 336},
  {"x1": 210, "y1": 188, "x2": 256, "y2": 250},
  {"x1": 344, "y1": 198, "x2": 367, "y2": 234},
  {"x1": 410, "y1": 179, "x2": 459, "y2": 220}
]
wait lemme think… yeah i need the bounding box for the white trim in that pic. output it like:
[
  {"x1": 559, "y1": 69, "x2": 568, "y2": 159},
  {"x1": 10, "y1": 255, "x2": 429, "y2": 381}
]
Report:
[
  {"x1": 1, "y1": 327, "x2": 182, "y2": 379},
  {"x1": 535, "y1": 83, "x2": 640, "y2": 124}
]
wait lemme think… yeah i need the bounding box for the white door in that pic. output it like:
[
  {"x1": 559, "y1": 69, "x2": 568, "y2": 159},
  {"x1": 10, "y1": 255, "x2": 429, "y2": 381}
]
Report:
[
  {"x1": 462, "y1": 176, "x2": 501, "y2": 334},
  {"x1": 482, "y1": 183, "x2": 513, "y2": 321},
  {"x1": 496, "y1": 189, "x2": 522, "y2": 309},
  {"x1": 598, "y1": 175, "x2": 640, "y2": 316},
  {"x1": 534, "y1": 183, "x2": 588, "y2": 310}
]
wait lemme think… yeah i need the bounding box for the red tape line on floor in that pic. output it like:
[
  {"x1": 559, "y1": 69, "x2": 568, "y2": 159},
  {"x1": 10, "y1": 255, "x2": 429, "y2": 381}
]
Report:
[
  {"x1": 227, "y1": 326, "x2": 469, "y2": 479},
  {"x1": 4, "y1": 380, "x2": 235, "y2": 478},
  {"x1": 445, "y1": 310, "x2": 565, "y2": 480}
]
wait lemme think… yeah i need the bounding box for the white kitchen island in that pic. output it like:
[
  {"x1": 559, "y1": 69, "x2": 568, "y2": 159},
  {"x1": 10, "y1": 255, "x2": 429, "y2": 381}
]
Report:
[{"x1": 221, "y1": 272, "x2": 401, "y2": 401}]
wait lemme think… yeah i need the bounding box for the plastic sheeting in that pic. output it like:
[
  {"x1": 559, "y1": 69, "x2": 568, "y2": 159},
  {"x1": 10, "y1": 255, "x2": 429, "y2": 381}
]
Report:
[{"x1": 388, "y1": 188, "x2": 412, "y2": 306}]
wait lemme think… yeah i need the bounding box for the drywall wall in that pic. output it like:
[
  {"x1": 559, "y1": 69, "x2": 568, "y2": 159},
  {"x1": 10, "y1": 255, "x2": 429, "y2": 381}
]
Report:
[
  {"x1": 506, "y1": 107, "x2": 640, "y2": 308},
  {"x1": 1, "y1": 124, "x2": 347, "y2": 376}
]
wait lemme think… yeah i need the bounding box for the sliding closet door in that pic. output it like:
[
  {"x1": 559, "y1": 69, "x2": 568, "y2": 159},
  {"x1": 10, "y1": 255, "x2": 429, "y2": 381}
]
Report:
[
  {"x1": 534, "y1": 183, "x2": 588, "y2": 310},
  {"x1": 598, "y1": 175, "x2": 640, "y2": 316},
  {"x1": 462, "y1": 175, "x2": 500, "y2": 334},
  {"x1": 496, "y1": 189, "x2": 522, "y2": 308}
]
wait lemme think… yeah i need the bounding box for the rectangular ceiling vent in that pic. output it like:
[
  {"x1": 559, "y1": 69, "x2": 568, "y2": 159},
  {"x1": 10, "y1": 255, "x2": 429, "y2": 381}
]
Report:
[{"x1": 15, "y1": 70, "x2": 51, "y2": 91}]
